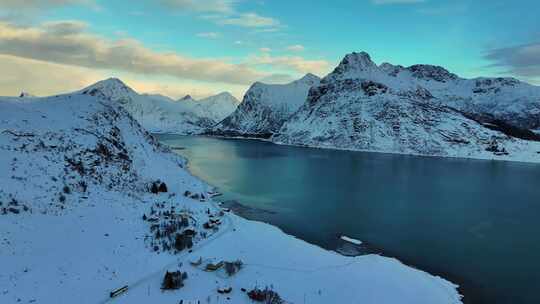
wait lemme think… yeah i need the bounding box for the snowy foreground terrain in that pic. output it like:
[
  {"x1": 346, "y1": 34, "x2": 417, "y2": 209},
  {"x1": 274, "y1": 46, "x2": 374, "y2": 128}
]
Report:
[{"x1": 0, "y1": 92, "x2": 462, "y2": 303}]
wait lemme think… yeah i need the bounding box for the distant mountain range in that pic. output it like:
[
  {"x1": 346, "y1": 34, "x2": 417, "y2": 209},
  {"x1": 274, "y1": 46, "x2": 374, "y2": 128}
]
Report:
[
  {"x1": 8, "y1": 52, "x2": 540, "y2": 162},
  {"x1": 212, "y1": 52, "x2": 540, "y2": 162},
  {"x1": 273, "y1": 53, "x2": 539, "y2": 161},
  {"x1": 79, "y1": 78, "x2": 239, "y2": 135}
]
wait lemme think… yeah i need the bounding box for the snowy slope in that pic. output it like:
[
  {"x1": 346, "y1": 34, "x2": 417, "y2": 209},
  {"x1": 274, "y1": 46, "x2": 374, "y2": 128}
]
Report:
[
  {"x1": 274, "y1": 52, "x2": 540, "y2": 162},
  {"x1": 212, "y1": 74, "x2": 320, "y2": 137},
  {"x1": 0, "y1": 91, "x2": 463, "y2": 304},
  {"x1": 80, "y1": 78, "x2": 237, "y2": 135}
]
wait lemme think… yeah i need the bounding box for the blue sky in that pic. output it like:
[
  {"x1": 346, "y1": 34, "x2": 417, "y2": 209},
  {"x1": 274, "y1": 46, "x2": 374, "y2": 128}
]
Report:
[{"x1": 0, "y1": 0, "x2": 538, "y2": 98}]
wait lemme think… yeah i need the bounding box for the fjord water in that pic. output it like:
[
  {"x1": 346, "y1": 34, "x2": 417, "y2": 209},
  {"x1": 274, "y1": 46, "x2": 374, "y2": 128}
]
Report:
[{"x1": 157, "y1": 135, "x2": 540, "y2": 304}]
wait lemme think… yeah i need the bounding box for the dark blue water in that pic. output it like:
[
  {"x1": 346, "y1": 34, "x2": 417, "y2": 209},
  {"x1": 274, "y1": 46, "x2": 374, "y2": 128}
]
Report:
[{"x1": 156, "y1": 134, "x2": 540, "y2": 304}]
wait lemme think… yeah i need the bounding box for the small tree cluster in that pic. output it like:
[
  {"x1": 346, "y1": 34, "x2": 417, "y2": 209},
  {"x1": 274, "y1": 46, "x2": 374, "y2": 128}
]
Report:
[
  {"x1": 174, "y1": 233, "x2": 193, "y2": 251},
  {"x1": 62, "y1": 185, "x2": 71, "y2": 194},
  {"x1": 150, "y1": 181, "x2": 168, "y2": 194},
  {"x1": 146, "y1": 202, "x2": 196, "y2": 254},
  {"x1": 161, "y1": 271, "x2": 188, "y2": 290},
  {"x1": 1, "y1": 198, "x2": 30, "y2": 215},
  {"x1": 224, "y1": 260, "x2": 243, "y2": 277},
  {"x1": 78, "y1": 181, "x2": 88, "y2": 192},
  {"x1": 247, "y1": 288, "x2": 284, "y2": 304}
]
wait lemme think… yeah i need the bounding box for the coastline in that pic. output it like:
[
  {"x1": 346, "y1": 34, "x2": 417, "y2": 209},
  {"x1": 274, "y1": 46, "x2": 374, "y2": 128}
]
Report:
[{"x1": 195, "y1": 133, "x2": 540, "y2": 164}]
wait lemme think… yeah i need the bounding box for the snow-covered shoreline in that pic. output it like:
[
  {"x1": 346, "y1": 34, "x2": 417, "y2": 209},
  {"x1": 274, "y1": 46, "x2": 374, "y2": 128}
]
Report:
[
  {"x1": 272, "y1": 137, "x2": 540, "y2": 164},
  {"x1": 197, "y1": 133, "x2": 540, "y2": 164},
  {"x1": 1, "y1": 94, "x2": 463, "y2": 303}
]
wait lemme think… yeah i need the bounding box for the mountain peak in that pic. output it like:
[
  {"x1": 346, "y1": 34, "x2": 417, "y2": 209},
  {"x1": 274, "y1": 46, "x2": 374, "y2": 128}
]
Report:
[
  {"x1": 298, "y1": 73, "x2": 321, "y2": 84},
  {"x1": 180, "y1": 94, "x2": 194, "y2": 101},
  {"x1": 341, "y1": 52, "x2": 377, "y2": 70},
  {"x1": 325, "y1": 52, "x2": 379, "y2": 82},
  {"x1": 213, "y1": 92, "x2": 241, "y2": 104},
  {"x1": 84, "y1": 77, "x2": 132, "y2": 92},
  {"x1": 97, "y1": 77, "x2": 128, "y2": 88},
  {"x1": 80, "y1": 77, "x2": 138, "y2": 101}
]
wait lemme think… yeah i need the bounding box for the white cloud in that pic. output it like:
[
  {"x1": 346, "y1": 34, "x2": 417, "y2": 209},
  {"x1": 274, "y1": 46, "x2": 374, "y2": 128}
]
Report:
[
  {"x1": 42, "y1": 20, "x2": 88, "y2": 35},
  {"x1": 0, "y1": 54, "x2": 248, "y2": 100},
  {"x1": 0, "y1": 21, "x2": 268, "y2": 85},
  {"x1": 196, "y1": 32, "x2": 220, "y2": 39},
  {"x1": 485, "y1": 42, "x2": 540, "y2": 79},
  {"x1": 0, "y1": 54, "x2": 104, "y2": 97},
  {"x1": 0, "y1": 0, "x2": 99, "y2": 21},
  {"x1": 372, "y1": 0, "x2": 425, "y2": 4},
  {"x1": 258, "y1": 73, "x2": 296, "y2": 84},
  {"x1": 216, "y1": 12, "x2": 280, "y2": 28},
  {"x1": 0, "y1": 0, "x2": 101, "y2": 17},
  {"x1": 0, "y1": 0, "x2": 95, "y2": 9},
  {"x1": 286, "y1": 44, "x2": 305, "y2": 52},
  {"x1": 259, "y1": 47, "x2": 272, "y2": 52},
  {"x1": 250, "y1": 54, "x2": 330, "y2": 75},
  {"x1": 159, "y1": 0, "x2": 236, "y2": 14},
  {"x1": 160, "y1": 1, "x2": 281, "y2": 31}
]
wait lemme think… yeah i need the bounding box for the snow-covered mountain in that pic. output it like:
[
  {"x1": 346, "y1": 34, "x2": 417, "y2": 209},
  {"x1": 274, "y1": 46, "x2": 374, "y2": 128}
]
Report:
[
  {"x1": 0, "y1": 86, "x2": 196, "y2": 214},
  {"x1": 321, "y1": 52, "x2": 540, "y2": 130},
  {"x1": 80, "y1": 78, "x2": 238, "y2": 134},
  {"x1": 180, "y1": 92, "x2": 240, "y2": 123},
  {"x1": 273, "y1": 52, "x2": 540, "y2": 162},
  {"x1": 212, "y1": 74, "x2": 320, "y2": 138},
  {"x1": 0, "y1": 87, "x2": 463, "y2": 304}
]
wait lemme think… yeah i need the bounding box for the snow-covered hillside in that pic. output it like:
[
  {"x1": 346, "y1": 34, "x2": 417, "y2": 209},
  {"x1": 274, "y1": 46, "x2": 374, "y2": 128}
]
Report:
[
  {"x1": 0, "y1": 91, "x2": 463, "y2": 303},
  {"x1": 273, "y1": 52, "x2": 540, "y2": 162},
  {"x1": 81, "y1": 78, "x2": 238, "y2": 135},
  {"x1": 212, "y1": 74, "x2": 320, "y2": 138}
]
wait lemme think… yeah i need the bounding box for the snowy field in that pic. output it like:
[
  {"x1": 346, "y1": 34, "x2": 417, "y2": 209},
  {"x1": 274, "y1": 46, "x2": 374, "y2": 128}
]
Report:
[{"x1": 0, "y1": 93, "x2": 462, "y2": 304}]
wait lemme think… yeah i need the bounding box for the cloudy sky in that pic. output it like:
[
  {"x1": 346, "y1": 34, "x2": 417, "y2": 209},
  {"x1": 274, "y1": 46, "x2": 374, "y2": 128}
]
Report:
[{"x1": 0, "y1": 0, "x2": 538, "y2": 99}]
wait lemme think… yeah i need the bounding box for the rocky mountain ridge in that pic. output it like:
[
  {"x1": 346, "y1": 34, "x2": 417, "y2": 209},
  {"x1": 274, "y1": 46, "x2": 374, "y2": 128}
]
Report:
[{"x1": 271, "y1": 52, "x2": 540, "y2": 162}]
